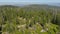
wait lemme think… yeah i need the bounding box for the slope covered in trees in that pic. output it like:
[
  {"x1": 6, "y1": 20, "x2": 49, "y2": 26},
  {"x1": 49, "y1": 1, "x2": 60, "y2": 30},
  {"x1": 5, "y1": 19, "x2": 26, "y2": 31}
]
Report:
[{"x1": 0, "y1": 5, "x2": 60, "y2": 34}]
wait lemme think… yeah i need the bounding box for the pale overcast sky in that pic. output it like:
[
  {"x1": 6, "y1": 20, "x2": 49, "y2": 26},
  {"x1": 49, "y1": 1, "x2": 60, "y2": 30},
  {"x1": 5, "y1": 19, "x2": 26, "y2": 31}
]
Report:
[{"x1": 0, "y1": 0, "x2": 60, "y2": 5}]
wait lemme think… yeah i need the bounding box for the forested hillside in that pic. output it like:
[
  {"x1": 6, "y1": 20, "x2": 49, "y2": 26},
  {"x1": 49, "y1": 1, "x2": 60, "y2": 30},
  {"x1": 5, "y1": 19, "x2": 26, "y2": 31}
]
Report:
[{"x1": 0, "y1": 5, "x2": 60, "y2": 34}]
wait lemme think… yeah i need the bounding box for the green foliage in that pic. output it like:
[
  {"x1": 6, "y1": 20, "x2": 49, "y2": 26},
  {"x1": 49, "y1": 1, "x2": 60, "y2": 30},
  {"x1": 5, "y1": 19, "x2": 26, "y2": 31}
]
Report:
[{"x1": 0, "y1": 5, "x2": 60, "y2": 34}]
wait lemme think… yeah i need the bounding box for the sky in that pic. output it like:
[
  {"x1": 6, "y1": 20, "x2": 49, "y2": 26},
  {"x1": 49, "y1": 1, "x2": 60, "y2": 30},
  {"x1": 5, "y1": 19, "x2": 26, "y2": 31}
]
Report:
[{"x1": 0, "y1": 0, "x2": 60, "y2": 5}]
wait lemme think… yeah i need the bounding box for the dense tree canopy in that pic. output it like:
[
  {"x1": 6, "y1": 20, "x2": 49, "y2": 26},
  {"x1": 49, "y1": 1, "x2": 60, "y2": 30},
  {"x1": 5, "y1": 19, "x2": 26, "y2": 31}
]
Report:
[{"x1": 0, "y1": 5, "x2": 60, "y2": 34}]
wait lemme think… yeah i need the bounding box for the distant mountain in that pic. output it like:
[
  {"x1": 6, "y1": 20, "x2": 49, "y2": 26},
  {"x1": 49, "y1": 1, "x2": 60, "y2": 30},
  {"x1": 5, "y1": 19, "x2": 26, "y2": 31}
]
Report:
[
  {"x1": 12, "y1": 3, "x2": 60, "y2": 7},
  {"x1": 47, "y1": 3, "x2": 60, "y2": 7},
  {"x1": 0, "y1": 4, "x2": 60, "y2": 8},
  {"x1": 0, "y1": 4, "x2": 27, "y2": 7},
  {"x1": 0, "y1": 3, "x2": 60, "y2": 7}
]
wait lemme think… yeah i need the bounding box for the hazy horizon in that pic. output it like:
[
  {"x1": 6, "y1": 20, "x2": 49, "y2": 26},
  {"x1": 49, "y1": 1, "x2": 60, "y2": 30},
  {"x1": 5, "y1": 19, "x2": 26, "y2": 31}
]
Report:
[{"x1": 0, "y1": 0, "x2": 60, "y2": 5}]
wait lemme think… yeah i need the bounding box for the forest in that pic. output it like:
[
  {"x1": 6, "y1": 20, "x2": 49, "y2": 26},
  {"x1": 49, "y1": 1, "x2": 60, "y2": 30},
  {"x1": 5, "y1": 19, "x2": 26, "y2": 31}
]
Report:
[{"x1": 0, "y1": 4, "x2": 60, "y2": 34}]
